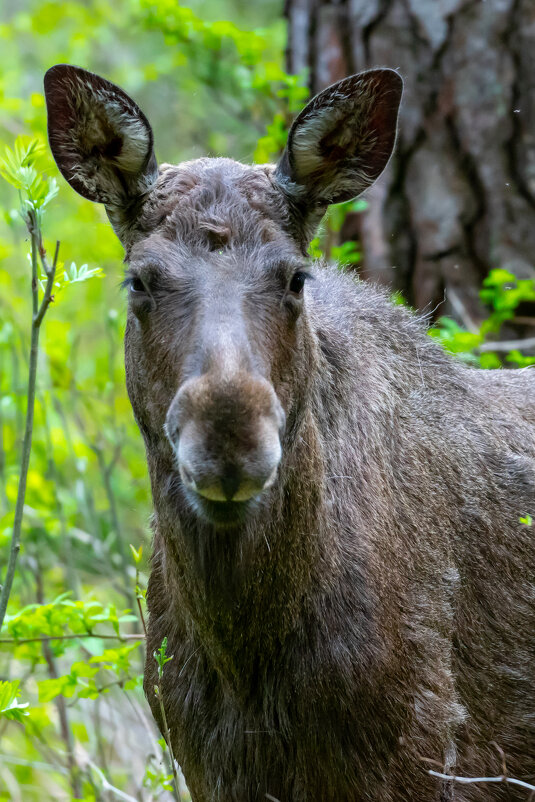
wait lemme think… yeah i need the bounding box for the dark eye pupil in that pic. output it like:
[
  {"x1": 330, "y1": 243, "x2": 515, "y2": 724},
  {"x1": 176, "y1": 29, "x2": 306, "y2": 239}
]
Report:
[
  {"x1": 131, "y1": 277, "x2": 145, "y2": 293},
  {"x1": 289, "y1": 272, "x2": 306, "y2": 294}
]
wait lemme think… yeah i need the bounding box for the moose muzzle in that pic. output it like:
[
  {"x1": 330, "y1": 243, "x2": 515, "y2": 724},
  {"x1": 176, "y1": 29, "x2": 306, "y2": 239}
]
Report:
[{"x1": 165, "y1": 371, "x2": 285, "y2": 508}]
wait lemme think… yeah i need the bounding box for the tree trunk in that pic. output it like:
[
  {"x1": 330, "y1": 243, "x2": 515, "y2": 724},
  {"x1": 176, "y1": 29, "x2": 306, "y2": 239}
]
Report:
[{"x1": 285, "y1": 0, "x2": 535, "y2": 327}]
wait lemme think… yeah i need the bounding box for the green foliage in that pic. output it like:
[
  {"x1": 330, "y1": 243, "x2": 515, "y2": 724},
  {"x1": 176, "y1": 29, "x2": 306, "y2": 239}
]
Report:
[
  {"x1": 0, "y1": 137, "x2": 58, "y2": 225},
  {"x1": 154, "y1": 637, "x2": 173, "y2": 681},
  {"x1": 429, "y1": 269, "x2": 535, "y2": 368},
  {"x1": 37, "y1": 643, "x2": 142, "y2": 702},
  {"x1": 479, "y1": 269, "x2": 535, "y2": 334},
  {"x1": 130, "y1": 543, "x2": 143, "y2": 565},
  {"x1": 0, "y1": 2, "x2": 304, "y2": 798},
  {"x1": 0, "y1": 680, "x2": 30, "y2": 723},
  {"x1": 38, "y1": 661, "x2": 100, "y2": 703},
  {"x1": 143, "y1": 759, "x2": 177, "y2": 796},
  {"x1": 41, "y1": 261, "x2": 104, "y2": 295},
  {"x1": 4, "y1": 594, "x2": 137, "y2": 642},
  {"x1": 428, "y1": 318, "x2": 483, "y2": 364},
  {"x1": 309, "y1": 198, "x2": 368, "y2": 267},
  {"x1": 137, "y1": 0, "x2": 308, "y2": 161}
]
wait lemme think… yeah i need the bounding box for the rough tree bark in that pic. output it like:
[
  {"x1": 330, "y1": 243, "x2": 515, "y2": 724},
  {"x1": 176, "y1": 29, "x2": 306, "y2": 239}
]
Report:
[{"x1": 285, "y1": 0, "x2": 535, "y2": 327}]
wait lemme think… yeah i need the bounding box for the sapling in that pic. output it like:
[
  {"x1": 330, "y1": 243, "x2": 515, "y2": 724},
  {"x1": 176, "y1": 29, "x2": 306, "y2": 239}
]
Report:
[
  {"x1": 0, "y1": 139, "x2": 59, "y2": 631},
  {"x1": 153, "y1": 637, "x2": 181, "y2": 802}
]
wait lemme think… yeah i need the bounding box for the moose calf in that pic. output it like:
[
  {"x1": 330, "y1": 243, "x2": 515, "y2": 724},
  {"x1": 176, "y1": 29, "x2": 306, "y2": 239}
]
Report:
[{"x1": 45, "y1": 64, "x2": 535, "y2": 801}]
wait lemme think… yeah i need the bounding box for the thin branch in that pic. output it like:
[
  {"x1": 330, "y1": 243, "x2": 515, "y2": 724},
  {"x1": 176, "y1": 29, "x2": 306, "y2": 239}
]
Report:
[
  {"x1": 155, "y1": 685, "x2": 181, "y2": 802},
  {"x1": 0, "y1": 754, "x2": 68, "y2": 774},
  {"x1": 87, "y1": 759, "x2": 140, "y2": 802},
  {"x1": 0, "y1": 632, "x2": 145, "y2": 645},
  {"x1": 34, "y1": 240, "x2": 59, "y2": 327},
  {"x1": 121, "y1": 688, "x2": 165, "y2": 759},
  {"x1": 478, "y1": 336, "x2": 535, "y2": 353},
  {"x1": 93, "y1": 696, "x2": 112, "y2": 796},
  {"x1": 91, "y1": 442, "x2": 136, "y2": 612},
  {"x1": 65, "y1": 678, "x2": 134, "y2": 709},
  {"x1": 0, "y1": 220, "x2": 59, "y2": 631},
  {"x1": 134, "y1": 563, "x2": 148, "y2": 638},
  {"x1": 511, "y1": 316, "x2": 535, "y2": 326},
  {"x1": 35, "y1": 564, "x2": 81, "y2": 799},
  {"x1": 447, "y1": 286, "x2": 480, "y2": 333},
  {"x1": 429, "y1": 769, "x2": 535, "y2": 792},
  {"x1": 0, "y1": 351, "x2": 7, "y2": 513},
  {"x1": 136, "y1": 595, "x2": 148, "y2": 638}
]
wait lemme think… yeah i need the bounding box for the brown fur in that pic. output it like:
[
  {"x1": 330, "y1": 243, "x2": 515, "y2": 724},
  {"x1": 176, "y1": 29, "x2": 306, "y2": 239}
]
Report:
[{"x1": 45, "y1": 65, "x2": 535, "y2": 801}]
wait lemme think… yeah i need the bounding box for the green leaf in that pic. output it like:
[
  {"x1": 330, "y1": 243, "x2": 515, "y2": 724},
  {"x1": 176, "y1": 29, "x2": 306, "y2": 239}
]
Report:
[
  {"x1": 154, "y1": 636, "x2": 173, "y2": 679},
  {"x1": 506, "y1": 350, "x2": 535, "y2": 368},
  {"x1": 90, "y1": 642, "x2": 141, "y2": 674},
  {"x1": 0, "y1": 680, "x2": 30, "y2": 723},
  {"x1": 0, "y1": 137, "x2": 57, "y2": 217},
  {"x1": 63, "y1": 262, "x2": 104, "y2": 285},
  {"x1": 129, "y1": 543, "x2": 143, "y2": 565},
  {"x1": 479, "y1": 352, "x2": 502, "y2": 370},
  {"x1": 38, "y1": 676, "x2": 69, "y2": 703}
]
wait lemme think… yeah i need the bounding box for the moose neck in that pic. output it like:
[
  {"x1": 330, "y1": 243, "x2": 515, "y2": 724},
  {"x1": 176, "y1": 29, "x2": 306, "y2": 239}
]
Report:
[{"x1": 145, "y1": 359, "x2": 335, "y2": 667}]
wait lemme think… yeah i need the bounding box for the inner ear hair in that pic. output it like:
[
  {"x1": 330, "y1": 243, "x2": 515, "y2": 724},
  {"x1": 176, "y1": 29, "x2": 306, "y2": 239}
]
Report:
[
  {"x1": 44, "y1": 64, "x2": 158, "y2": 208},
  {"x1": 276, "y1": 69, "x2": 403, "y2": 208}
]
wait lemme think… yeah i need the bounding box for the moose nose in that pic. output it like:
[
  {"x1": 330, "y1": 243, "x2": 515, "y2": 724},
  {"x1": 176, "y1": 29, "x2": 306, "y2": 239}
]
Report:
[{"x1": 166, "y1": 374, "x2": 285, "y2": 507}]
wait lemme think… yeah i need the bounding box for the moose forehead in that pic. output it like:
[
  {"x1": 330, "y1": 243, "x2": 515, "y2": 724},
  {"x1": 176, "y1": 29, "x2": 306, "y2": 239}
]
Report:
[
  {"x1": 131, "y1": 157, "x2": 296, "y2": 256},
  {"x1": 44, "y1": 64, "x2": 403, "y2": 279}
]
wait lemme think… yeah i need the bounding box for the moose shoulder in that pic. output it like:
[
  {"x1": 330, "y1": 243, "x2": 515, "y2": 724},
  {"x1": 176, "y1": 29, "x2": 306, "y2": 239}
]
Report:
[{"x1": 44, "y1": 64, "x2": 535, "y2": 801}]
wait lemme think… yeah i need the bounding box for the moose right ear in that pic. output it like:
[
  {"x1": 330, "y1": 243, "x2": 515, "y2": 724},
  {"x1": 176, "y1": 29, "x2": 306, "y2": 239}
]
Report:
[
  {"x1": 275, "y1": 69, "x2": 402, "y2": 243},
  {"x1": 44, "y1": 65, "x2": 158, "y2": 234}
]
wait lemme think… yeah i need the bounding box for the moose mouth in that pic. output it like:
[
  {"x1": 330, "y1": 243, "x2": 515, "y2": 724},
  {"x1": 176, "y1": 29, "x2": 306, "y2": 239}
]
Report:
[{"x1": 185, "y1": 489, "x2": 261, "y2": 528}]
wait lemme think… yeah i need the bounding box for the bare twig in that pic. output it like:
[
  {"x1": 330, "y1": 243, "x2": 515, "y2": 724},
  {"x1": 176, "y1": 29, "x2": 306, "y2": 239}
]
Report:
[
  {"x1": 429, "y1": 769, "x2": 535, "y2": 792},
  {"x1": 136, "y1": 594, "x2": 147, "y2": 638},
  {"x1": 0, "y1": 352, "x2": 7, "y2": 513},
  {"x1": 155, "y1": 686, "x2": 181, "y2": 802},
  {"x1": 91, "y1": 441, "x2": 136, "y2": 612},
  {"x1": 93, "y1": 697, "x2": 112, "y2": 794},
  {"x1": 511, "y1": 316, "x2": 535, "y2": 326},
  {"x1": 87, "y1": 759, "x2": 139, "y2": 802},
  {"x1": 35, "y1": 563, "x2": 81, "y2": 798},
  {"x1": 0, "y1": 632, "x2": 145, "y2": 645},
  {"x1": 447, "y1": 286, "x2": 480, "y2": 333},
  {"x1": 153, "y1": 639, "x2": 181, "y2": 802},
  {"x1": 0, "y1": 754, "x2": 68, "y2": 774},
  {"x1": 132, "y1": 558, "x2": 147, "y2": 638},
  {"x1": 0, "y1": 219, "x2": 59, "y2": 631},
  {"x1": 478, "y1": 336, "x2": 535, "y2": 353}
]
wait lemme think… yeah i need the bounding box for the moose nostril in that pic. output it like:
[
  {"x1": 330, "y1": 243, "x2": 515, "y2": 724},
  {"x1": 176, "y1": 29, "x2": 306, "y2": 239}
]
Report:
[{"x1": 220, "y1": 466, "x2": 241, "y2": 503}]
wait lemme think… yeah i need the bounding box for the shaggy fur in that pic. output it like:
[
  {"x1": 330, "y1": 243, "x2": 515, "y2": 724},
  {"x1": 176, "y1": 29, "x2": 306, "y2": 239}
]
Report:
[{"x1": 45, "y1": 65, "x2": 535, "y2": 801}]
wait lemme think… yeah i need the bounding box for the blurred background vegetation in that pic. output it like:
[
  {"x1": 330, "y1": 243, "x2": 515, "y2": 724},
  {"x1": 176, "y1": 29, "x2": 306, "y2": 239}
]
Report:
[{"x1": 1, "y1": 1, "x2": 534, "y2": 800}]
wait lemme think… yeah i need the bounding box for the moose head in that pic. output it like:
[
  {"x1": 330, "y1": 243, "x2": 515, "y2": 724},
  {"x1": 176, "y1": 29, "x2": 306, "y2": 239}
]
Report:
[{"x1": 44, "y1": 64, "x2": 402, "y2": 529}]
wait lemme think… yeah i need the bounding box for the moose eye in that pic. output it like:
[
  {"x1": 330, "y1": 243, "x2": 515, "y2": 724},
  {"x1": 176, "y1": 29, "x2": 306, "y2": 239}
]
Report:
[
  {"x1": 289, "y1": 271, "x2": 308, "y2": 295},
  {"x1": 129, "y1": 277, "x2": 146, "y2": 294}
]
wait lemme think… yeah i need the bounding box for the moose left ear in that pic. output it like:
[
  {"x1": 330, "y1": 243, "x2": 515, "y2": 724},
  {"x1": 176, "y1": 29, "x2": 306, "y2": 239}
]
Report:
[
  {"x1": 44, "y1": 64, "x2": 158, "y2": 236},
  {"x1": 275, "y1": 69, "x2": 402, "y2": 223}
]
